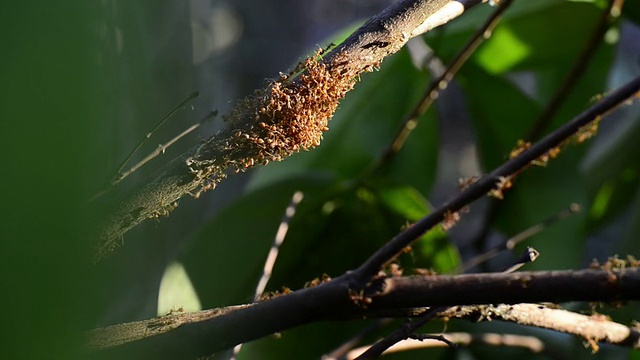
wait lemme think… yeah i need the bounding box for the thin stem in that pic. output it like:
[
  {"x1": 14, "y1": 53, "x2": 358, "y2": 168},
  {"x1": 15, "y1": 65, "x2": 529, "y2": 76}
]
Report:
[
  {"x1": 254, "y1": 191, "x2": 304, "y2": 300},
  {"x1": 322, "y1": 319, "x2": 393, "y2": 360},
  {"x1": 114, "y1": 110, "x2": 217, "y2": 186},
  {"x1": 346, "y1": 332, "x2": 552, "y2": 360},
  {"x1": 525, "y1": 0, "x2": 625, "y2": 141},
  {"x1": 352, "y1": 74, "x2": 640, "y2": 284},
  {"x1": 90, "y1": 110, "x2": 216, "y2": 202},
  {"x1": 461, "y1": 204, "x2": 580, "y2": 272},
  {"x1": 230, "y1": 191, "x2": 304, "y2": 359},
  {"x1": 114, "y1": 91, "x2": 199, "y2": 182},
  {"x1": 365, "y1": 0, "x2": 515, "y2": 177}
]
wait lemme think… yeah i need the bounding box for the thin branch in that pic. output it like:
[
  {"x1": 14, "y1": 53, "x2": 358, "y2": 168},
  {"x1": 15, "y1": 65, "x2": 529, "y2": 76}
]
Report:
[
  {"x1": 367, "y1": 0, "x2": 515, "y2": 176},
  {"x1": 350, "y1": 74, "x2": 640, "y2": 285},
  {"x1": 526, "y1": 0, "x2": 626, "y2": 140},
  {"x1": 348, "y1": 304, "x2": 640, "y2": 358},
  {"x1": 86, "y1": 268, "x2": 640, "y2": 359},
  {"x1": 445, "y1": 304, "x2": 640, "y2": 351},
  {"x1": 461, "y1": 203, "x2": 580, "y2": 272},
  {"x1": 322, "y1": 319, "x2": 393, "y2": 360},
  {"x1": 353, "y1": 306, "x2": 448, "y2": 360},
  {"x1": 230, "y1": 191, "x2": 303, "y2": 359},
  {"x1": 253, "y1": 191, "x2": 304, "y2": 300},
  {"x1": 114, "y1": 110, "x2": 217, "y2": 187},
  {"x1": 345, "y1": 332, "x2": 550, "y2": 359},
  {"x1": 115, "y1": 91, "x2": 200, "y2": 181},
  {"x1": 95, "y1": 0, "x2": 484, "y2": 259}
]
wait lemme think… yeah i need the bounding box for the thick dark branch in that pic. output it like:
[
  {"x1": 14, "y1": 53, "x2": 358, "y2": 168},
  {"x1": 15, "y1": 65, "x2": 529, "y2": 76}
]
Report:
[
  {"x1": 96, "y1": 0, "x2": 482, "y2": 259},
  {"x1": 87, "y1": 268, "x2": 640, "y2": 359},
  {"x1": 367, "y1": 268, "x2": 640, "y2": 311}
]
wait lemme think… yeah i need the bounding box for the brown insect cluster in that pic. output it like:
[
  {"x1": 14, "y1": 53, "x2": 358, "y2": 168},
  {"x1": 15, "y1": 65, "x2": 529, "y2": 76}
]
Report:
[
  {"x1": 186, "y1": 49, "x2": 360, "y2": 196},
  {"x1": 225, "y1": 49, "x2": 358, "y2": 169}
]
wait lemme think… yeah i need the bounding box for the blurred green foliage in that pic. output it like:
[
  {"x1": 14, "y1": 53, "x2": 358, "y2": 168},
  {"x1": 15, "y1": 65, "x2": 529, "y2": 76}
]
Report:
[{"x1": 1, "y1": 2, "x2": 105, "y2": 359}]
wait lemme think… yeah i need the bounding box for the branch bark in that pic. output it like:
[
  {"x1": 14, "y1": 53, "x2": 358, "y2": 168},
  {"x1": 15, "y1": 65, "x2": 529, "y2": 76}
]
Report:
[
  {"x1": 345, "y1": 304, "x2": 640, "y2": 359},
  {"x1": 86, "y1": 268, "x2": 640, "y2": 359},
  {"x1": 95, "y1": 0, "x2": 483, "y2": 259}
]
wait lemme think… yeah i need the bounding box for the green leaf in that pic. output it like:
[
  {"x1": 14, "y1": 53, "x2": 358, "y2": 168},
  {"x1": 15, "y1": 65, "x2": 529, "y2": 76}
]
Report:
[
  {"x1": 474, "y1": 2, "x2": 603, "y2": 74},
  {"x1": 375, "y1": 185, "x2": 431, "y2": 221},
  {"x1": 457, "y1": 63, "x2": 540, "y2": 170},
  {"x1": 374, "y1": 185, "x2": 460, "y2": 273},
  {"x1": 157, "y1": 261, "x2": 202, "y2": 315}
]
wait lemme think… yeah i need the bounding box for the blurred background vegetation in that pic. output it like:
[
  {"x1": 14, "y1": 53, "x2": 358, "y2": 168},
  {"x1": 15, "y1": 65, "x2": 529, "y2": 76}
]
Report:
[{"x1": 2, "y1": 0, "x2": 640, "y2": 359}]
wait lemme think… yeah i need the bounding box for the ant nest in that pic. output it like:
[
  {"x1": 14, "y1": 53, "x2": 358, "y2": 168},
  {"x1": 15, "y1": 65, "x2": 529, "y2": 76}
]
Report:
[{"x1": 223, "y1": 49, "x2": 358, "y2": 168}]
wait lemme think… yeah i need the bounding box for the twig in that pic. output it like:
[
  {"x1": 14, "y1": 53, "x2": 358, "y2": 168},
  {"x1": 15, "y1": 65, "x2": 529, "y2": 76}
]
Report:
[
  {"x1": 89, "y1": 106, "x2": 214, "y2": 202},
  {"x1": 526, "y1": 0, "x2": 626, "y2": 140},
  {"x1": 461, "y1": 204, "x2": 580, "y2": 272},
  {"x1": 367, "y1": 0, "x2": 515, "y2": 176},
  {"x1": 499, "y1": 246, "x2": 539, "y2": 273},
  {"x1": 348, "y1": 304, "x2": 640, "y2": 358},
  {"x1": 115, "y1": 110, "x2": 218, "y2": 187},
  {"x1": 345, "y1": 332, "x2": 550, "y2": 359},
  {"x1": 445, "y1": 304, "x2": 640, "y2": 351},
  {"x1": 350, "y1": 74, "x2": 640, "y2": 285},
  {"x1": 354, "y1": 246, "x2": 539, "y2": 359},
  {"x1": 229, "y1": 191, "x2": 303, "y2": 359},
  {"x1": 253, "y1": 191, "x2": 304, "y2": 300},
  {"x1": 322, "y1": 319, "x2": 393, "y2": 360},
  {"x1": 353, "y1": 306, "x2": 448, "y2": 360},
  {"x1": 115, "y1": 91, "x2": 200, "y2": 182}
]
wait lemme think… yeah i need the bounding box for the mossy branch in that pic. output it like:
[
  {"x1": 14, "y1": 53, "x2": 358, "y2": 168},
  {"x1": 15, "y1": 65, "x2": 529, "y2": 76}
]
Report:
[{"x1": 96, "y1": 0, "x2": 482, "y2": 259}]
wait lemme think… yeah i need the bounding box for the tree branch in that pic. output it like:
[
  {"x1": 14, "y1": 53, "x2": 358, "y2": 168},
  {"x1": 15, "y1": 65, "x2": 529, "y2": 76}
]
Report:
[
  {"x1": 86, "y1": 268, "x2": 640, "y2": 359},
  {"x1": 447, "y1": 304, "x2": 640, "y2": 351},
  {"x1": 95, "y1": 0, "x2": 483, "y2": 259},
  {"x1": 350, "y1": 74, "x2": 640, "y2": 284},
  {"x1": 345, "y1": 333, "x2": 550, "y2": 359},
  {"x1": 347, "y1": 303, "x2": 640, "y2": 359}
]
